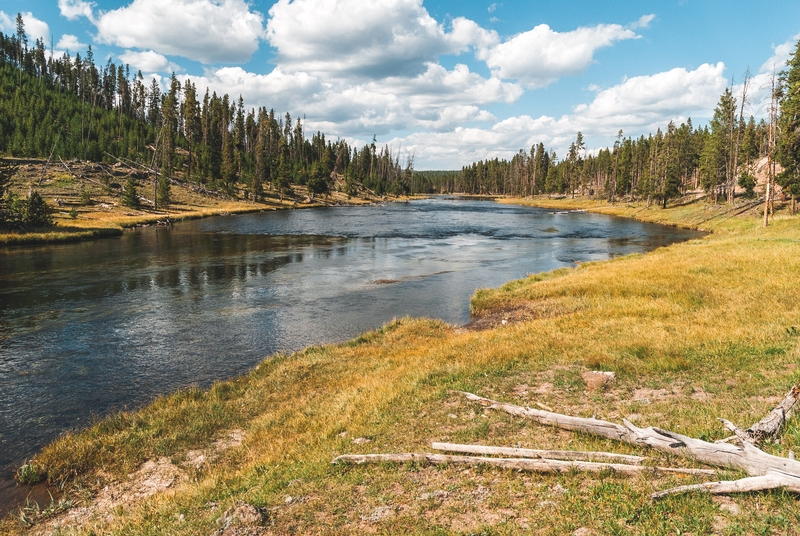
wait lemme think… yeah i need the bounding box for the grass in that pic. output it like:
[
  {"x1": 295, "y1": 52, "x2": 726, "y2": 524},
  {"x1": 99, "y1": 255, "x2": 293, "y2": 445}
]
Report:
[{"x1": 4, "y1": 196, "x2": 800, "y2": 534}]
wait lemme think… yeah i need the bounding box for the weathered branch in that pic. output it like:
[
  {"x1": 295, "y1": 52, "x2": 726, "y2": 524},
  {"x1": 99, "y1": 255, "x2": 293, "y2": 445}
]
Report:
[
  {"x1": 745, "y1": 383, "x2": 800, "y2": 443},
  {"x1": 431, "y1": 442, "x2": 646, "y2": 465},
  {"x1": 652, "y1": 469, "x2": 800, "y2": 499},
  {"x1": 332, "y1": 453, "x2": 714, "y2": 476},
  {"x1": 459, "y1": 391, "x2": 800, "y2": 478}
]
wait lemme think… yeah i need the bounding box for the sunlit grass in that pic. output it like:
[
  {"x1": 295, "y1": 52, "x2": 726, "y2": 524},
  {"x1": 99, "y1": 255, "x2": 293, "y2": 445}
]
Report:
[{"x1": 4, "y1": 199, "x2": 800, "y2": 534}]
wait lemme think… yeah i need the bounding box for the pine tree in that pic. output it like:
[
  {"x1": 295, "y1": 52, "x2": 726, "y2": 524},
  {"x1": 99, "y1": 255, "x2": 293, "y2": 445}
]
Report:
[
  {"x1": 700, "y1": 89, "x2": 736, "y2": 202},
  {"x1": 25, "y1": 191, "x2": 53, "y2": 227},
  {"x1": 776, "y1": 38, "x2": 800, "y2": 212},
  {"x1": 157, "y1": 174, "x2": 170, "y2": 207},
  {"x1": 121, "y1": 177, "x2": 139, "y2": 208},
  {"x1": 0, "y1": 161, "x2": 12, "y2": 226}
]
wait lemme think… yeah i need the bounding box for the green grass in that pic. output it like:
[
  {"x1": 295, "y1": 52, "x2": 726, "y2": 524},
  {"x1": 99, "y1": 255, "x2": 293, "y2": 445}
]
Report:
[{"x1": 4, "y1": 197, "x2": 800, "y2": 534}]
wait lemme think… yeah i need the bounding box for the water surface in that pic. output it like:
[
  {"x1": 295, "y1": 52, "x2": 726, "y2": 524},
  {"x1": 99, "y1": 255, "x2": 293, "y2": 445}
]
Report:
[{"x1": 0, "y1": 198, "x2": 702, "y2": 476}]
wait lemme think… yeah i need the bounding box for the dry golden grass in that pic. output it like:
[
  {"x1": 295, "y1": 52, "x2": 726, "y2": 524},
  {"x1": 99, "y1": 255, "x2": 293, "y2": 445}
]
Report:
[{"x1": 5, "y1": 197, "x2": 800, "y2": 534}]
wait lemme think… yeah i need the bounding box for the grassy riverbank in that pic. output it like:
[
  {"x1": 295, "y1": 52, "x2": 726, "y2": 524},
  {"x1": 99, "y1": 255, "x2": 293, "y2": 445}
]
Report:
[{"x1": 5, "y1": 197, "x2": 800, "y2": 535}]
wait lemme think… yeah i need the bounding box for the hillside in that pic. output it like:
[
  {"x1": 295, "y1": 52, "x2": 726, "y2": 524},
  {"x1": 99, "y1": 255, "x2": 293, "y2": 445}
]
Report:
[
  {"x1": 0, "y1": 157, "x2": 385, "y2": 246},
  {"x1": 2, "y1": 198, "x2": 799, "y2": 535}
]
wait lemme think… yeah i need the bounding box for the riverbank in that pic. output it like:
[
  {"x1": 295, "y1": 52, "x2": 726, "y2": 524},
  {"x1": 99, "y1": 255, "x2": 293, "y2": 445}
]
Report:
[
  {"x1": 4, "y1": 197, "x2": 800, "y2": 534},
  {"x1": 0, "y1": 158, "x2": 387, "y2": 246}
]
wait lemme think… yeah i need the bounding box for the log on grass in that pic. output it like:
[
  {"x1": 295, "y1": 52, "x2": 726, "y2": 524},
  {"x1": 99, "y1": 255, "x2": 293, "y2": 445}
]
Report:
[
  {"x1": 431, "y1": 442, "x2": 646, "y2": 465},
  {"x1": 651, "y1": 469, "x2": 800, "y2": 498},
  {"x1": 332, "y1": 453, "x2": 714, "y2": 476},
  {"x1": 459, "y1": 391, "x2": 800, "y2": 478}
]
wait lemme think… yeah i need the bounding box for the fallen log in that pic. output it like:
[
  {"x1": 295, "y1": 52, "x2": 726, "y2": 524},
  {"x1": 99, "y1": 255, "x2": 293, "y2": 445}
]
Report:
[
  {"x1": 460, "y1": 391, "x2": 800, "y2": 497},
  {"x1": 651, "y1": 469, "x2": 800, "y2": 498},
  {"x1": 332, "y1": 453, "x2": 714, "y2": 476},
  {"x1": 459, "y1": 391, "x2": 800, "y2": 478},
  {"x1": 431, "y1": 442, "x2": 646, "y2": 465}
]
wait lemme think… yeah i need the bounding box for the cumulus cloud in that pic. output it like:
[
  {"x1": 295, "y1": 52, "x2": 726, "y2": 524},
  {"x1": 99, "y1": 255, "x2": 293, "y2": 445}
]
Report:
[
  {"x1": 0, "y1": 12, "x2": 11, "y2": 33},
  {"x1": 67, "y1": 0, "x2": 265, "y2": 64},
  {"x1": 760, "y1": 33, "x2": 800, "y2": 73},
  {"x1": 58, "y1": 0, "x2": 96, "y2": 22},
  {"x1": 572, "y1": 62, "x2": 727, "y2": 129},
  {"x1": 187, "y1": 62, "x2": 516, "y2": 137},
  {"x1": 730, "y1": 33, "x2": 800, "y2": 119},
  {"x1": 388, "y1": 62, "x2": 731, "y2": 168},
  {"x1": 178, "y1": 67, "x2": 326, "y2": 115},
  {"x1": 266, "y1": 0, "x2": 458, "y2": 78},
  {"x1": 448, "y1": 17, "x2": 499, "y2": 56},
  {"x1": 120, "y1": 50, "x2": 182, "y2": 73},
  {"x1": 479, "y1": 22, "x2": 639, "y2": 88},
  {"x1": 56, "y1": 34, "x2": 88, "y2": 52}
]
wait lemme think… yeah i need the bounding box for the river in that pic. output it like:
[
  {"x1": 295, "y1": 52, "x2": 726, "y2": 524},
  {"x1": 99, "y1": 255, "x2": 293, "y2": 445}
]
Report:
[{"x1": 0, "y1": 198, "x2": 702, "y2": 479}]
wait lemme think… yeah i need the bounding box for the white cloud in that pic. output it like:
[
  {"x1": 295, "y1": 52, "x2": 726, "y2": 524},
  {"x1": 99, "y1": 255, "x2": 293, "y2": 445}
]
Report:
[
  {"x1": 448, "y1": 17, "x2": 499, "y2": 56},
  {"x1": 488, "y1": 3, "x2": 497, "y2": 13},
  {"x1": 726, "y1": 33, "x2": 800, "y2": 120},
  {"x1": 56, "y1": 34, "x2": 87, "y2": 52},
  {"x1": 0, "y1": 12, "x2": 12, "y2": 33},
  {"x1": 0, "y1": 12, "x2": 51, "y2": 44},
  {"x1": 760, "y1": 32, "x2": 800, "y2": 73},
  {"x1": 479, "y1": 23, "x2": 639, "y2": 88},
  {"x1": 178, "y1": 67, "x2": 326, "y2": 115},
  {"x1": 120, "y1": 50, "x2": 182, "y2": 73},
  {"x1": 72, "y1": 0, "x2": 266, "y2": 64},
  {"x1": 573, "y1": 62, "x2": 727, "y2": 129},
  {"x1": 389, "y1": 63, "x2": 730, "y2": 168},
  {"x1": 58, "y1": 0, "x2": 96, "y2": 22},
  {"x1": 182, "y1": 61, "x2": 517, "y2": 139},
  {"x1": 267, "y1": 0, "x2": 459, "y2": 79},
  {"x1": 629, "y1": 14, "x2": 655, "y2": 30}
]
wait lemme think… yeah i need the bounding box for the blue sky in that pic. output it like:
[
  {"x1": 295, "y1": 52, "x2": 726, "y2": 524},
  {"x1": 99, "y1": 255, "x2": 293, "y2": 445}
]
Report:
[{"x1": 3, "y1": 0, "x2": 800, "y2": 169}]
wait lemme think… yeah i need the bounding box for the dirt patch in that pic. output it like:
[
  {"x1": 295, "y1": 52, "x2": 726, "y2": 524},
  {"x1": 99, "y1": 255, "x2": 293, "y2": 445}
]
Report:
[
  {"x1": 581, "y1": 371, "x2": 616, "y2": 392},
  {"x1": 214, "y1": 429, "x2": 246, "y2": 451},
  {"x1": 33, "y1": 457, "x2": 185, "y2": 534},
  {"x1": 31, "y1": 429, "x2": 248, "y2": 534},
  {"x1": 214, "y1": 502, "x2": 269, "y2": 536},
  {"x1": 462, "y1": 298, "x2": 579, "y2": 331},
  {"x1": 630, "y1": 387, "x2": 677, "y2": 404}
]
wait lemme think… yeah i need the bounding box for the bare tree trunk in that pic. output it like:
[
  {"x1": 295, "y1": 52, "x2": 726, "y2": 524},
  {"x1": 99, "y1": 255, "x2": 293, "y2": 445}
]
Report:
[{"x1": 731, "y1": 70, "x2": 751, "y2": 205}]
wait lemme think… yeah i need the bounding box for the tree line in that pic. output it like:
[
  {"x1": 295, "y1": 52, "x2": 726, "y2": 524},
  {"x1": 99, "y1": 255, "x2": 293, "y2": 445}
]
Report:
[
  {"x1": 0, "y1": 14, "x2": 413, "y2": 227},
  {"x1": 447, "y1": 40, "x2": 800, "y2": 215}
]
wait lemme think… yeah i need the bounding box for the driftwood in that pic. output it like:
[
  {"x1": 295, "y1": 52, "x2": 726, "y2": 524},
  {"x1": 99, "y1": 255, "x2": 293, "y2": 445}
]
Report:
[
  {"x1": 431, "y1": 442, "x2": 646, "y2": 464},
  {"x1": 745, "y1": 383, "x2": 800, "y2": 442},
  {"x1": 650, "y1": 469, "x2": 800, "y2": 498},
  {"x1": 332, "y1": 453, "x2": 714, "y2": 476},
  {"x1": 459, "y1": 391, "x2": 800, "y2": 497}
]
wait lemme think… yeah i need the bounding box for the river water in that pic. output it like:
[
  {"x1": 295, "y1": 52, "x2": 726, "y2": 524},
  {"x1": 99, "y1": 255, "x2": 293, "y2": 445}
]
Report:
[{"x1": 0, "y1": 198, "x2": 701, "y2": 477}]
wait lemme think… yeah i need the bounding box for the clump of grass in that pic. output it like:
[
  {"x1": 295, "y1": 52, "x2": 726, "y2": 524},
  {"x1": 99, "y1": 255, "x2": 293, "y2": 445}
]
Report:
[{"x1": 15, "y1": 462, "x2": 43, "y2": 485}]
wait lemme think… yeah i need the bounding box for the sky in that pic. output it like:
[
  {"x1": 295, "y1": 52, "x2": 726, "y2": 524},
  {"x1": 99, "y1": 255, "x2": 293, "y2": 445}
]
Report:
[{"x1": 3, "y1": 0, "x2": 800, "y2": 169}]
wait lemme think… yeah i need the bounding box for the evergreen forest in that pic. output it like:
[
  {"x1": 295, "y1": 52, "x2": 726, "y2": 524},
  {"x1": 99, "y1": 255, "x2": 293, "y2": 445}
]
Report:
[
  {"x1": 2, "y1": 13, "x2": 800, "y2": 224},
  {"x1": 0, "y1": 15, "x2": 413, "y2": 227}
]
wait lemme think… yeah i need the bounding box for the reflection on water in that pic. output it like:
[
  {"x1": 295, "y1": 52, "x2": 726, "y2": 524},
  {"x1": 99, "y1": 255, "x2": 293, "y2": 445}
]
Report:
[{"x1": 0, "y1": 199, "x2": 702, "y2": 476}]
